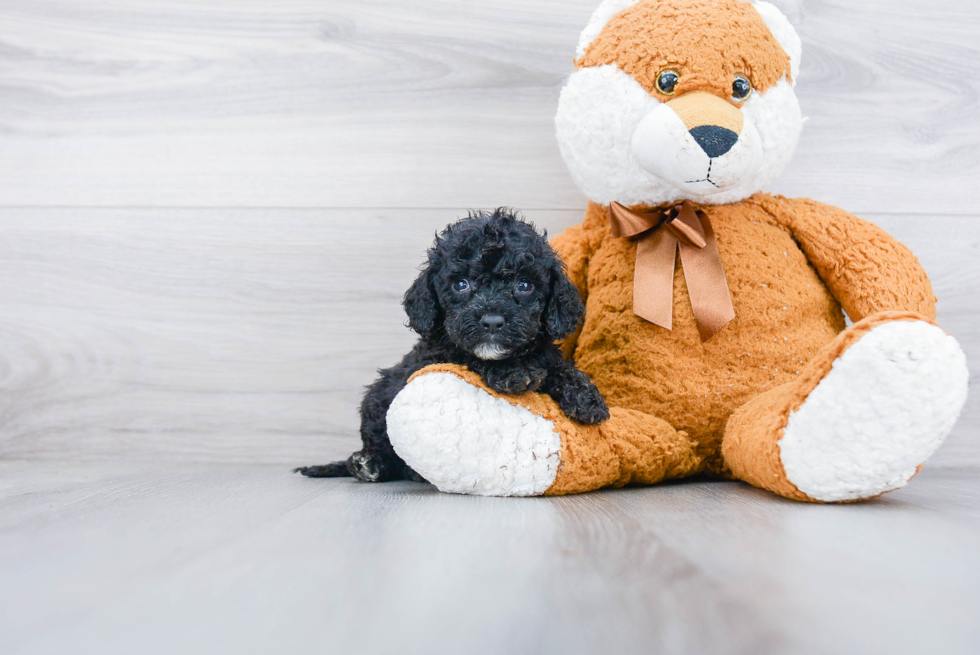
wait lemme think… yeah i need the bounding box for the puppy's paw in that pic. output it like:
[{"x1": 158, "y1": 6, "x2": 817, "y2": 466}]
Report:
[
  {"x1": 558, "y1": 384, "x2": 610, "y2": 425},
  {"x1": 293, "y1": 461, "x2": 350, "y2": 478},
  {"x1": 484, "y1": 364, "x2": 547, "y2": 395},
  {"x1": 347, "y1": 451, "x2": 399, "y2": 482}
]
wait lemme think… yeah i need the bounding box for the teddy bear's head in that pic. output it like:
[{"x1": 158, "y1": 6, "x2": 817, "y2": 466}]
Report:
[{"x1": 556, "y1": 0, "x2": 804, "y2": 207}]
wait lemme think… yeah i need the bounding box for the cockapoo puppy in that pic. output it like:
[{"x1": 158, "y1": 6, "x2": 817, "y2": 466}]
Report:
[{"x1": 296, "y1": 209, "x2": 609, "y2": 483}]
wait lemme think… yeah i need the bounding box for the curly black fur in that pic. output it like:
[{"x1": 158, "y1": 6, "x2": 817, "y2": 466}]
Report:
[{"x1": 295, "y1": 208, "x2": 609, "y2": 483}]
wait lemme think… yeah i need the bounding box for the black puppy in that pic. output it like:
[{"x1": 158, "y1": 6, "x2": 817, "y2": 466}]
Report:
[{"x1": 296, "y1": 209, "x2": 609, "y2": 483}]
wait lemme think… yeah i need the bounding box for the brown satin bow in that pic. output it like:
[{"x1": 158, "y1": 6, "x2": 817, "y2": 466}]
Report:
[{"x1": 609, "y1": 200, "x2": 735, "y2": 341}]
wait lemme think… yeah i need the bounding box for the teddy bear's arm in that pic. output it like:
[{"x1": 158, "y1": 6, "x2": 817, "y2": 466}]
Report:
[{"x1": 761, "y1": 195, "x2": 937, "y2": 322}]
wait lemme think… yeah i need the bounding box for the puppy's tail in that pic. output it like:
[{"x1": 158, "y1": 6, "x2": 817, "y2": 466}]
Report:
[{"x1": 293, "y1": 461, "x2": 351, "y2": 478}]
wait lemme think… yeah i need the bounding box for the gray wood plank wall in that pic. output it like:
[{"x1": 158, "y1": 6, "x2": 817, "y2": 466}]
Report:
[{"x1": 0, "y1": 0, "x2": 977, "y2": 466}]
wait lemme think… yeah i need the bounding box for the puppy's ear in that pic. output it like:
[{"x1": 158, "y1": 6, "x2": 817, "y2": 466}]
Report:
[
  {"x1": 403, "y1": 265, "x2": 440, "y2": 338},
  {"x1": 545, "y1": 263, "x2": 585, "y2": 340}
]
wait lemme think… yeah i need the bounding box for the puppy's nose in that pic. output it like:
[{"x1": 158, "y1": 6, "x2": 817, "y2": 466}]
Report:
[
  {"x1": 481, "y1": 314, "x2": 505, "y2": 333},
  {"x1": 689, "y1": 125, "x2": 739, "y2": 158}
]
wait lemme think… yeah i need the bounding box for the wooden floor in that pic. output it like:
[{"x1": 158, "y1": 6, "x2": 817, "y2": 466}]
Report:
[
  {"x1": 1, "y1": 462, "x2": 978, "y2": 655},
  {"x1": 1, "y1": 0, "x2": 979, "y2": 652}
]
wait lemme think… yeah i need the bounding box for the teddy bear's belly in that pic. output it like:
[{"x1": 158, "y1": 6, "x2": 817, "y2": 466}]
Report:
[{"x1": 574, "y1": 212, "x2": 846, "y2": 473}]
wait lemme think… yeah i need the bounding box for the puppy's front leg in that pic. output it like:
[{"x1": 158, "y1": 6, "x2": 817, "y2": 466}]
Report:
[{"x1": 544, "y1": 361, "x2": 610, "y2": 425}]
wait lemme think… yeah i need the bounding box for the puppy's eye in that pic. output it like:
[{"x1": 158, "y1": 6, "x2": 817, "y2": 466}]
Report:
[
  {"x1": 515, "y1": 279, "x2": 533, "y2": 294},
  {"x1": 731, "y1": 75, "x2": 753, "y2": 102},
  {"x1": 656, "y1": 70, "x2": 679, "y2": 96},
  {"x1": 453, "y1": 279, "x2": 470, "y2": 292}
]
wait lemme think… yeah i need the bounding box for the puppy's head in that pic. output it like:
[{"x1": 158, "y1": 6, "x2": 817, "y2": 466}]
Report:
[{"x1": 404, "y1": 209, "x2": 583, "y2": 360}]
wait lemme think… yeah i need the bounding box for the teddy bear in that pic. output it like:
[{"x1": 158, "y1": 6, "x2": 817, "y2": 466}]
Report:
[{"x1": 383, "y1": 0, "x2": 970, "y2": 502}]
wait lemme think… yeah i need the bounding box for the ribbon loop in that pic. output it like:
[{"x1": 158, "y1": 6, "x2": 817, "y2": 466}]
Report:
[
  {"x1": 609, "y1": 200, "x2": 735, "y2": 342},
  {"x1": 608, "y1": 201, "x2": 660, "y2": 239},
  {"x1": 665, "y1": 205, "x2": 707, "y2": 249}
]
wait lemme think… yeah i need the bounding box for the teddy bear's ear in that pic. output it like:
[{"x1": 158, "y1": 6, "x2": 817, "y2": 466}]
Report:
[
  {"x1": 576, "y1": 0, "x2": 640, "y2": 59},
  {"x1": 576, "y1": 1, "x2": 802, "y2": 86},
  {"x1": 753, "y1": 1, "x2": 802, "y2": 84}
]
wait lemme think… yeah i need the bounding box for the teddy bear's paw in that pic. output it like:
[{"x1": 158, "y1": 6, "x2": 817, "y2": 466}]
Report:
[
  {"x1": 779, "y1": 320, "x2": 969, "y2": 502},
  {"x1": 386, "y1": 372, "x2": 562, "y2": 496}
]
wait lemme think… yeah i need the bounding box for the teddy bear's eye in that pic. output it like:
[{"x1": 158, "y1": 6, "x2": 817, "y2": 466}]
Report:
[
  {"x1": 453, "y1": 279, "x2": 470, "y2": 292},
  {"x1": 656, "y1": 70, "x2": 679, "y2": 95},
  {"x1": 515, "y1": 279, "x2": 533, "y2": 294},
  {"x1": 732, "y1": 75, "x2": 753, "y2": 102}
]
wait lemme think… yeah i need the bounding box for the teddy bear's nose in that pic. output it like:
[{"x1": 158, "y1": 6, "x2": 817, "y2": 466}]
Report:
[{"x1": 690, "y1": 125, "x2": 739, "y2": 159}]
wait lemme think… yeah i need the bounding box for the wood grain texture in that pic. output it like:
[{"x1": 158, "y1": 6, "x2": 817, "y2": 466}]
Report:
[
  {"x1": 1, "y1": 461, "x2": 978, "y2": 655},
  {"x1": 0, "y1": 0, "x2": 977, "y2": 213},
  {"x1": 0, "y1": 208, "x2": 976, "y2": 466},
  {"x1": 0, "y1": 4, "x2": 976, "y2": 650},
  {"x1": 0, "y1": 208, "x2": 583, "y2": 464}
]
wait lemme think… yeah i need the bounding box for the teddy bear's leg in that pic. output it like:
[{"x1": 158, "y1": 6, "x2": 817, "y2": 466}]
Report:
[
  {"x1": 723, "y1": 311, "x2": 969, "y2": 503},
  {"x1": 386, "y1": 364, "x2": 701, "y2": 497}
]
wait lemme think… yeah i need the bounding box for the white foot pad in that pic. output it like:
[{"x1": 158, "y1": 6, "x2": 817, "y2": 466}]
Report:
[
  {"x1": 387, "y1": 373, "x2": 562, "y2": 496},
  {"x1": 780, "y1": 321, "x2": 969, "y2": 502}
]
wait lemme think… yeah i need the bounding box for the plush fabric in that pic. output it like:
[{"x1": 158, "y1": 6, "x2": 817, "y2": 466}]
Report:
[
  {"x1": 577, "y1": 0, "x2": 792, "y2": 98},
  {"x1": 400, "y1": 363, "x2": 701, "y2": 496},
  {"x1": 387, "y1": 0, "x2": 969, "y2": 501},
  {"x1": 549, "y1": 191, "x2": 948, "y2": 476},
  {"x1": 556, "y1": 54, "x2": 803, "y2": 206}
]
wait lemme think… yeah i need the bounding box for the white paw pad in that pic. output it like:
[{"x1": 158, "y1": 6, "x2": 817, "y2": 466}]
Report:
[
  {"x1": 387, "y1": 373, "x2": 562, "y2": 496},
  {"x1": 779, "y1": 321, "x2": 969, "y2": 502}
]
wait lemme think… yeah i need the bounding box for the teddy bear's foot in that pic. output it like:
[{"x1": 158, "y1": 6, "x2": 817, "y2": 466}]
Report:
[
  {"x1": 387, "y1": 367, "x2": 563, "y2": 496},
  {"x1": 387, "y1": 364, "x2": 701, "y2": 497},
  {"x1": 779, "y1": 317, "x2": 968, "y2": 501},
  {"x1": 724, "y1": 312, "x2": 969, "y2": 502}
]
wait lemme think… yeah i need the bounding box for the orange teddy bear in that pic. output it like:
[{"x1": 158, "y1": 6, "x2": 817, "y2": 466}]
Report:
[{"x1": 385, "y1": 0, "x2": 969, "y2": 502}]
